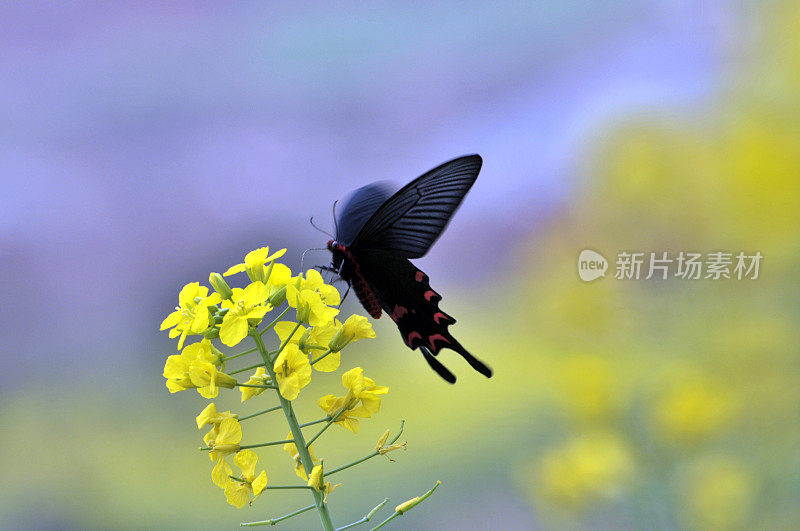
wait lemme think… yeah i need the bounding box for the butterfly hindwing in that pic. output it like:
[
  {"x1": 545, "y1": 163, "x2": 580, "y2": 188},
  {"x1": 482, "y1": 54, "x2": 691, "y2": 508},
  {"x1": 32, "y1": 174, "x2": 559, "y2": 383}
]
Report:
[{"x1": 349, "y1": 249, "x2": 492, "y2": 380}]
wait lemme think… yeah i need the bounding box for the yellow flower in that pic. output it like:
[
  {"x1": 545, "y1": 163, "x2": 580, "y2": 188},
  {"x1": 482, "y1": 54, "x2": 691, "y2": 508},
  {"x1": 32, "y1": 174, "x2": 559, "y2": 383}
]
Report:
[
  {"x1": 535, "y1": 431, "x2": 634, "y2": 510},
  {"x1": 189, "y1": 361, "x2": 237, "y2": 399},
  {"x1": 223, "y1": 246, "x2": 287, "y2": 282},
  {"x1": 273, "y1": 344, "x2": 312, "y2": 400},
  {"x1": 317, "y1": 367, "x2": 388, "y2": 433},
  {"x1": 208, "y1": 418, "x2": 242, "y2": 488},
  {"x1": 162, "y1": 339, "x2": 221, "y2": 394},
  {"x1": 307, "y1": 463, "x2": 341, "y2": 503},
  {"x1": 275, "y1": 320, "x2": 341, "y2": 371},
  {"x1": 219, "y1": 281, "x2": 271, "y2": 347},
  {"x1": 286, "y1": 286, "x2": 339, "y2": 327},
  {"x1": 240, "y1": 367, "x2": 271, "y2": 402},
  {"x1": 209, "y1": 418, "x2": 242, "y2": 461},
  {"x1": 283, "y1": 432, "x2": 319, "y2": 480},
  {"x1": 297, "y1": 269, "x2": 341, "y2": 306},
  {"x1": 224, "y1": 449, "x2": 269, "y2": 508},
  {"x1": 196, "y1": 403, "x2": 237, "y2": 430},
  {"x1": 160, "y1": 282, "x2": 221, "y2": 349},
  {"x1": 328, "y1": 315, "x2": 375, "y2": 352}
]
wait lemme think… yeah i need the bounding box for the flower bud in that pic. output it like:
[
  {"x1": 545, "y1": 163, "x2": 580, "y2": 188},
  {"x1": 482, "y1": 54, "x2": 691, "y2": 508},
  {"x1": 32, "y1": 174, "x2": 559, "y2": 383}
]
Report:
[
  {"x1": 375, "y1": 429, "x2": 390, "y2": 450},
  {"x1": 202, "y1": 327, "x2": 220, "y2": 339},
  {"x1": 209, "y1": 272, "x2": 233, "y2": 300},
  {"x1": 216, "y1": 371, "x2": 238, "y2": 389},
  {"x1": 247, "y1": 263, "x2": 266, "y2": 283},
  {"x1": 395, "y1": 497, "x2": 420, "y2": 514},
  {"x1": 268, "y1": 286, "x2": 287, "y2": 306},
  {"x1": 328, "y1": 326, "x2": 351, "y2": 353}
]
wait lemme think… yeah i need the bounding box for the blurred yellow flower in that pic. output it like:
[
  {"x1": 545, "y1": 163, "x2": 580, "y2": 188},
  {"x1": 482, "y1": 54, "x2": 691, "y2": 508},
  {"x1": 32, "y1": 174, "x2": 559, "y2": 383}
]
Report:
[
  {"x1": 240, "y1": 367, "x2": 271, "y2": 402},
  {"x1": 283, "y1": 431, "x2": 318, "y2": 480},
  {"x1": 273, "y1": 343, "x2": 312, "y2": 400},
  {"x1": 682, "y1": 457, "x2": 754, "y2": 530},
  {"x1": 224, "y1": 449, "x2": 268, "y2": 508},
  {"x1": 160, "y1": 282, "x2": 221, "y2": 349},
  {"x1": 558, "y1": 354, "x2": 622, "y2": 423},
  {"x1": 219, "y1": 282, "x2": 272, "y2": 347},
  {"x1": 654, "y1": 380, "x2": 735, "y2": 443},
  {"x1": 535, "y1": 431, "x2": 634, "y2": 510}
]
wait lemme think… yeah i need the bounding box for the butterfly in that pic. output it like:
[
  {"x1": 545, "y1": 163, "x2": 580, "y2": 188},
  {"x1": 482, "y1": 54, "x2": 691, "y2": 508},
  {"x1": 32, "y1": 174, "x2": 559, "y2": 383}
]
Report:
[{"x1": 324, "y1": 155, "x2": 493, "y2": 383}]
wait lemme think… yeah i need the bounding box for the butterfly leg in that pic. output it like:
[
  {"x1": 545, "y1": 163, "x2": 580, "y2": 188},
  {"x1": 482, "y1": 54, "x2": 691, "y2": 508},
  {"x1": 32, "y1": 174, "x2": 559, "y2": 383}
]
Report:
[{"x1": 338, "y1": 284, "x2": 351, "y2": 308}]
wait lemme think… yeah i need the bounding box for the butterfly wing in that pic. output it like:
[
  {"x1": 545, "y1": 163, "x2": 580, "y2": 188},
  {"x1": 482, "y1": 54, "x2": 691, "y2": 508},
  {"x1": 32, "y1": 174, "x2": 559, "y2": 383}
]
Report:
[
  {"x1": 353, "y1": 248, "x2": 493, "y2": 383},
  {"x1": 335, "y1": 182, "x2": 395, "y2": 245},
  {"x1": 351, "y1": 155, "x2": 482, "y2": 258}
]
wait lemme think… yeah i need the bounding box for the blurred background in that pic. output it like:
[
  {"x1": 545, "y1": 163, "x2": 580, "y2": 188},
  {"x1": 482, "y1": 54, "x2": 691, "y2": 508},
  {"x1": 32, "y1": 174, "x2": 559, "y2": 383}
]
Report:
[{"x1": 2, "y1": 1, "x2": 799, "y2": 529}]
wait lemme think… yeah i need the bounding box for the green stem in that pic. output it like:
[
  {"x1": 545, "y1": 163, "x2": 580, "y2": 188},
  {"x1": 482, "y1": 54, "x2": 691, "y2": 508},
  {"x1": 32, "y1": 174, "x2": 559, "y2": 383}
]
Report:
[
  {"x1": 241, "y1": 504, "x2": 316, "y2": 527},
  {"x1": 259, "y1": 306, "x2": 292, "y2": 336},
  {"x1": 305, "y1": 407, "x2": 347, "y2": 448},
  {"x1": 237, "y1": 405, "x2": 282, "y2": 421},
  {"x1": 239, "y1": 440, "x2": 293, "y2": 450},
  {"x1": 199, "y1": 439, "x2": 291, "y2": 451},
  {"x1": 221, "y1": 346, "x2": 258, "y2": 362},
  {"x1": 300, "y1": 417, "x2": 331, "y2": 428},
  {"x1": 327, "y1": 421, "x2": 404, "y2": 477},
  {"x1": 251, "y1": 330, "x2": 335, "y2": 531},
  {"x1": 311, "y1": 349, "x2": 333, "y2": 365},
  {"x1": 335, "y1": 499, "x2": 388, "y2": 530},
  {"x1": 229, "y1": 361, "x2": 270, "y2": 375}
]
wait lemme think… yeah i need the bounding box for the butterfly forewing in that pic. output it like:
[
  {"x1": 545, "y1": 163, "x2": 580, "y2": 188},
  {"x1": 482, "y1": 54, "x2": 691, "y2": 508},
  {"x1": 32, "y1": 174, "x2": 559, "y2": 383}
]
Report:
[{"x1": 351, "y1": 155, "x2": 482, "y2": 258}]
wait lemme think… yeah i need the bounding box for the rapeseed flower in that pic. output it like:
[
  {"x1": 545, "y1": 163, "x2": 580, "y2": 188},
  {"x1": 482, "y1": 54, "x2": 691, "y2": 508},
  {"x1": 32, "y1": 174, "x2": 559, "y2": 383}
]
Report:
[{"x1": 160, "y1": 282, "x2": 221, "y2": 349}]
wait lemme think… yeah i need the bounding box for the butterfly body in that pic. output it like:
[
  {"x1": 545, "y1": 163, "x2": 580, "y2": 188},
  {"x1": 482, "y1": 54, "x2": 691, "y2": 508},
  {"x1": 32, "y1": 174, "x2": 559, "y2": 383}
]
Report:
[{"x1": 326, "y1": 155, "x2": 492, "y2": 383}]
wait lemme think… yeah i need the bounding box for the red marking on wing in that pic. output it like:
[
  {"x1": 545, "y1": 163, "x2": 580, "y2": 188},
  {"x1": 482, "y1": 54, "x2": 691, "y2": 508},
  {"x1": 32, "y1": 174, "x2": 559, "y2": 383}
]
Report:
[
  {"x1": 423, "y1": 290, "x2": 438, "y2": 301},
  {"x1": 406, "y1": 331, "x2": 423, "y2": 347},
  {"x1": 433, "y1": 311, "x2": 449, "y2": 324},
  {"x1": 415, "y1": 271, "x2": 425, "y2": 282},
  {"x1": 340, "y1": 246, "x2": 382, "y2": 319},
  {"x1": 391, "y1": 305, "x2": 408, "y2": 322},
  {"x1": 428, "y1": 334, "x2": 449, "y2": 349}
]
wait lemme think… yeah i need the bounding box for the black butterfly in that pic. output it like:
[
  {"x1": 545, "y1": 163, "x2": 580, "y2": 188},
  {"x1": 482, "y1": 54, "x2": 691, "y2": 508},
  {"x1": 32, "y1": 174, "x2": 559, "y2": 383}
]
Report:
[{"x1": 325, "y1": 155, "x2": 493, "y2": 383}]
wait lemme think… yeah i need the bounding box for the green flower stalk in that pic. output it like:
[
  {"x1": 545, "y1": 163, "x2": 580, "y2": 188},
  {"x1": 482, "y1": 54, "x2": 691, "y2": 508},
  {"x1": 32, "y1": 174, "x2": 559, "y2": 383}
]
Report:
[{"x1": 160, "y1": 245, "x2": 441, "y2": 528}]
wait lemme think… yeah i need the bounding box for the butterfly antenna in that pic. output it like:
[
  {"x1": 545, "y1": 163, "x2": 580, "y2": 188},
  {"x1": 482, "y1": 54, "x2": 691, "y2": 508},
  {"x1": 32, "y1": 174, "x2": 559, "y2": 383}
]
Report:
[
  {"x1": 332, "y1": 200, "x2": 339, "y2": 237},
  {"x1": 309, "y1": 216, "x2": 334, "y2": 238},
  {"x1": 300, "y1": 247, "x2": 326, "y2": 273}
]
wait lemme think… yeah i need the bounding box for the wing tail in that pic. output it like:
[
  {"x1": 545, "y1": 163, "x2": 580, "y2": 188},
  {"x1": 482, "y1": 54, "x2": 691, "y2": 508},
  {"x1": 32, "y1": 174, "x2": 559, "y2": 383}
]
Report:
[
  {"x1": 420, "y1": 346, "x2": 456, "y2": 384},
  {"x1": 446, "y1": 338, "x2": 493, "y2": 378}
]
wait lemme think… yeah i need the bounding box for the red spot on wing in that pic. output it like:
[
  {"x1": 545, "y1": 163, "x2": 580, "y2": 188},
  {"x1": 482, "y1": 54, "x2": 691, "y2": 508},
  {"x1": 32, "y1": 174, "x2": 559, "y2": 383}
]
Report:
[
  {"x1": 423, "y1": 290, "x2": 438, "y2": 301},
  {"x1": 415, "y1": 271, "x2": 425, "y2": 282},
  {"x1": 391, "y1": 305, "x2": 408, "y2": 322},
  {"x1": 428, "y1": 334, "x2": 450, "y2": 349},
  {"x1": 433, "y1": 312, "x2": 449, "y2": 324},
  {"x1": 406, "y1": 331, "x2": 423, "y2": 347}
]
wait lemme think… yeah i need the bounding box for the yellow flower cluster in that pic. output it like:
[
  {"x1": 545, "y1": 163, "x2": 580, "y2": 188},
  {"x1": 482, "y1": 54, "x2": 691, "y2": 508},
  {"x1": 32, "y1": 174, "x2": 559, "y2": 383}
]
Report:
[{"x1": 160, "y1": 246, "x2": 391, "y2": 513}]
